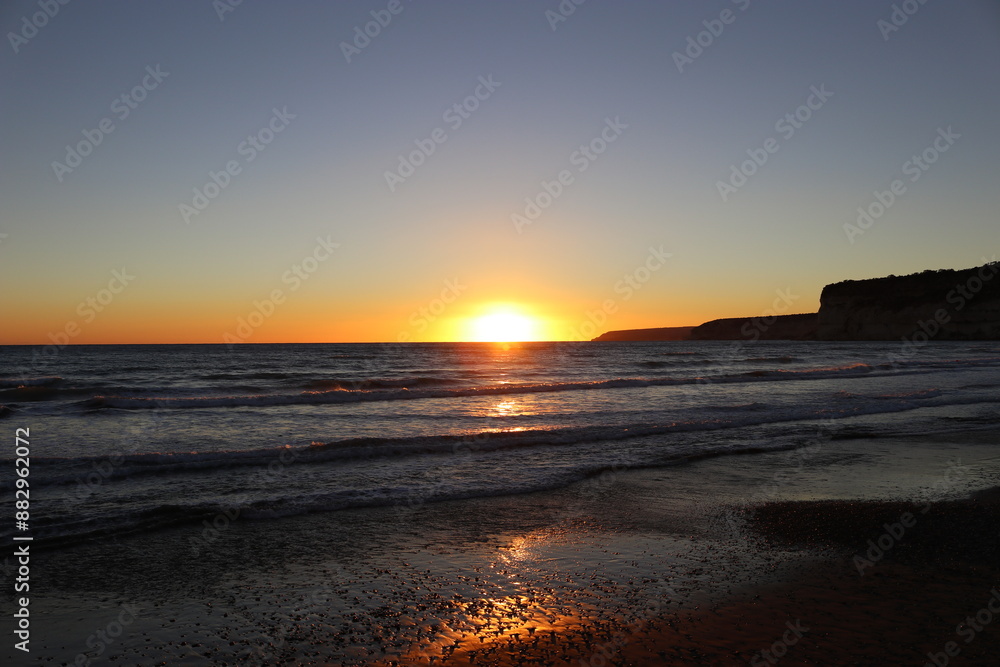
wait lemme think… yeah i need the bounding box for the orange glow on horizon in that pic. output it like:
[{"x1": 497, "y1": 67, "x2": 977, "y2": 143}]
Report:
[
  {"x1": 467, "y1": 307, "x2": 541, "y2": 342},
  {"x1": 0, "y1": 289, "x2": 734, "y2": 345}
]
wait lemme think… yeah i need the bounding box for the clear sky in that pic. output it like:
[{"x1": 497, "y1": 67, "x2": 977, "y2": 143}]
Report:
[{"x1": 2, "y1": 0, "x2": 998, "y2": 343}]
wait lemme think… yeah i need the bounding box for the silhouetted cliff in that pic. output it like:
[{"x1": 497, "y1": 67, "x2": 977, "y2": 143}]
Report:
[
  {"x1": 818, "y1": 263, "x2": 1000, "y2": 340},
  {"x1": 590, "y1": 263, "x2": 1000, "y2": 342},
  {"x1": 592, "y1": 327, "x2": 693, "y2": 342},
  {"x1": 689, "y1": 313, "x2": 817, "y2": 341}
]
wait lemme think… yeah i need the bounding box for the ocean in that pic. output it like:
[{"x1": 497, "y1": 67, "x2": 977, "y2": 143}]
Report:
[{"x1": 2, "y1": 340, "x2": 999, "y2": 550}]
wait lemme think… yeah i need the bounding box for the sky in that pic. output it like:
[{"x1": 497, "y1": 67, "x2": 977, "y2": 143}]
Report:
[{"x1": 1, "y1": 0, "x2": 999, "y2": 344}]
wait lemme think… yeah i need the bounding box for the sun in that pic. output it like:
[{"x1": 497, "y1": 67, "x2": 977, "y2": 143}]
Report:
[{"x1": 469, "y1": 308, "x2": 540, "y2": 342}]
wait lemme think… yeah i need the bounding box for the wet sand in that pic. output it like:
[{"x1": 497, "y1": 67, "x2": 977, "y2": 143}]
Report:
[
  {"x1": 438, "y1": 491, "x2": 1000, "y2": 666},
  {"x1": 9, "y1": 429, "x2": 1000, "y2": 665}
]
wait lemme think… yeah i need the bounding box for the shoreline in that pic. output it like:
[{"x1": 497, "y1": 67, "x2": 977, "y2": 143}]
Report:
[{"x1": 9, "y1": 428, "x2": 1000, "y2": 665}]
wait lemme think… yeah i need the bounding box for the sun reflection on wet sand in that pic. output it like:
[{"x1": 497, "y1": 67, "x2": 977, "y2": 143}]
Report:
[
  {"x1": 359, "y1": 523, "x2": 717, "y2": 666},
  {"x1": 384, "y1": 593, "x2": 590, "y2": 666},
  {"x1": 373, "y1": 528, "x2": 601, "y2": 665}
]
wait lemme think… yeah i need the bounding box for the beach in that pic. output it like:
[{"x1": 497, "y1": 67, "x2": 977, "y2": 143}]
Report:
[
  {"x1": 6, "y1": 0, "x2": 1000, "y2": 663},
  {"x1": 8, "y1": 421, "x2": 1000, "y2": 665}
]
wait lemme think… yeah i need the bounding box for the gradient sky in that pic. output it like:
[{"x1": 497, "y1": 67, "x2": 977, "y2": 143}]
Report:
[{"x1": 2, "y1": 0, "x2": 999, "y2": 343}]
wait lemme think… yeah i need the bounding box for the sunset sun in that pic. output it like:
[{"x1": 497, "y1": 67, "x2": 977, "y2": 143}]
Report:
[{"x1": 468, "y1": 308, "x2": 540, "y2": 342}]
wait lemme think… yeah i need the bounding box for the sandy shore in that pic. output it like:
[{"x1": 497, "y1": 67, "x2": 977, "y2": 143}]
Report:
[
  {"x1": 435, "y1": 491, "x2": 1000, "y2": 666},
  {"x1": 8, "y1": 429, "x2": 1000, "y2": 666}
]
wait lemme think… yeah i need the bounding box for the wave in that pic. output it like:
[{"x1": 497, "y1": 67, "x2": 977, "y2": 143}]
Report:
[
  {"x1": 2, "y1": 377, "x2": 464, "y2": 404},
  {"x1": 0, "y1": 383, "x2": 267, "y2": 403},
  {"x1": 959, "y1": 382, "x2": 1000, "y2": 390},
  {"x1": 874, "y1": 389, "x2": 943, "y2": 400},
  {"x1": 201, "y1": 371, "x2": 297, "y2": 381},
  {"x1": 706, "y1": 402, "x2": 767, "y2": 411},
  {"x1": 3, "y1": 414, "x2": 822, "y2": 490},
  {"x1": 198, "y1": 438, "x2": 804, "y2": 522},
  {"x1": 742, "y1": 362, "x2": 874, "y2": 378},
  {"x1": 0, "y1": 436, "x2": 806, "y2": 548},
  {"x1": 0, "y1": 376, "x2": 62, "y2": 388},
  {"x1": 10, "y1": 394, "x2": 1000, "y2": 547},
  {"x1": 0, "y1": 385, "x2": 64, "y2": 401},
  {"x1": 19, "y1": 356, "x2": 1000, "y2": 411},
  {"x1": 22, "y1": 396, "x2": 996, "y2": 548},
  {"x1": 77, "y1": 364, "x2": 898, "y2": 411},
  {"x1": 20, "y1": 387, "x2": 990, "y2": 488},
  {"x1": 834, "y1": 389, "x2": 943, "y2": 401},
  {"x1": 302, "y1": 376, "x2": 460, "y2": 391}
]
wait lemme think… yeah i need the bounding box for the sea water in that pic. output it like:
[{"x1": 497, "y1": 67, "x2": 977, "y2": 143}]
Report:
[{"x1": 1, "y1": 340, "x2": 999, "y2": 547}]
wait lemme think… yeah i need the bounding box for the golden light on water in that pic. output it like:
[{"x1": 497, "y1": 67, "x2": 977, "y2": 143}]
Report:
[{"x1": 482, "y1": 398, "x2": 535, "y2": 419}]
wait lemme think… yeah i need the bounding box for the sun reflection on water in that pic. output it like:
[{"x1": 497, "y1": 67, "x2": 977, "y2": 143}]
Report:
[
  {"x1": 466, "y1": 397, "x2": 541, "y2": 421},
  {"x1": 489, "y1": 399, "x2": 529, "y2": 419}
]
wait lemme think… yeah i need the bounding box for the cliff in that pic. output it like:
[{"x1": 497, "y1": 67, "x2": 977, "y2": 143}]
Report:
[
  {"x1": 688, "y1": 313, "x2": 817, "y2": 341},
  {"x1": 818, "y1": 263, "x2": 1000, "y2": 340},
  {"x1": 590, "y1": 263, "x2": 1000, "y2": 342},
  {"x1": 592, "y1": 326, "x2": 694, "y2": 342}
]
